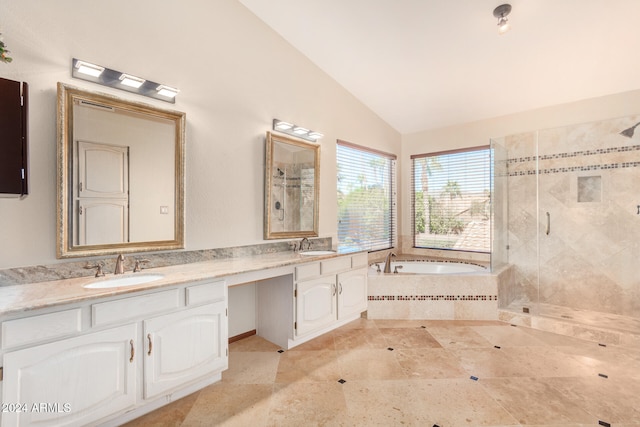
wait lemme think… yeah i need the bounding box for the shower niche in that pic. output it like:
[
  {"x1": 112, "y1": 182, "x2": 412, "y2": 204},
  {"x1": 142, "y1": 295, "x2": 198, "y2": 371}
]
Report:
[{"x1": 492, "y1": 114, "x2": 640, "y2": 336}]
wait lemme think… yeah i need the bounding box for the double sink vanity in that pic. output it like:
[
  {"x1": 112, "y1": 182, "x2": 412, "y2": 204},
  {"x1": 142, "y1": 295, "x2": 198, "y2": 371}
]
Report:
[
  {"x1": 0, "y1": 249, "x2": 368, "y2": 426},
  {"x1": 0, "y1": 82, "x2": 367, "y2": 425}
]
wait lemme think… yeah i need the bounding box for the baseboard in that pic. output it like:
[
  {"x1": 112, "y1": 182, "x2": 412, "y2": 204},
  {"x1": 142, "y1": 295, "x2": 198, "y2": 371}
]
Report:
[{"x1": 229, "y1": 329, "x2": 256, "y2": 343}]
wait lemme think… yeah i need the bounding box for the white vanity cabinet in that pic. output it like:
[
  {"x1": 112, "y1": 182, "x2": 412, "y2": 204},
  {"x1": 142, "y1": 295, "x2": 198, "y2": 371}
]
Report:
[
  {"x1": 0, "y1": 279, "x2": 227, "y2": 427},
  {"x1": 336, "y1": 267, "x2": 368, "y2": 320},
  {"x1": 295, "y1": 275, "x2": 337, "y2": 336},
  {"x1": 2, "y1": 323, "x2": 138, "y2": 427},
  {"x1": 292, "y1": 253, "x2": 368, "y2": 342},
  {"x1": 144, "y1": 301, "x2": 228, "y2": 399}
]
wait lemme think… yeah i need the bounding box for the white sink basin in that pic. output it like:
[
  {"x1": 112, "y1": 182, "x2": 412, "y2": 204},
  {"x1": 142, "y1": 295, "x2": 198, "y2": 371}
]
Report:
[
  {"x1": 84, "y1": 274, "x2": 164, "y2": 289},
  {"x1": 299, "y1": 250, "x2": 336, "y2": 256}
]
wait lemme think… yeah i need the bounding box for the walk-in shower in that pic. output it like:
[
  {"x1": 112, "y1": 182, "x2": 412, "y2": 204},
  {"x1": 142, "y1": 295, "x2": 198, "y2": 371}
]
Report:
[{"x1": 492, "y1": 115, "x2": 640, "y2": 345}]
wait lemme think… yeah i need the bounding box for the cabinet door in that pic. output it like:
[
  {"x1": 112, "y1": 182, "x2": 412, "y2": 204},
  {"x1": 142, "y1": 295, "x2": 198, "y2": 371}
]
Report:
[
  {"x1": 2, "y1": 324, "x2": 137, "y2": 427},
  {"x1": 144, "y1": 302, "x2": 228, "y2": 399},
  {"x1": 337, "y1": 268, "x2": 368, "y2": 320},
  {"x1": 295, "y1": 276, "x2": 337, "y2": 336},
  {"x1": 0, "y1": 77, "x2": 28, "y2": 196}
]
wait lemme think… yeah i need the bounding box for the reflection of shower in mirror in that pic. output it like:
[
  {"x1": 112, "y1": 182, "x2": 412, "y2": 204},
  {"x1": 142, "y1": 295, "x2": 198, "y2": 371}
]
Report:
[
  {"x1": 264, "y1": 131, "x2": 319, "y2": 239},
  {"x1": 275, "y1": 200, "x2": 285, "y2": 221},
  {"x1": 273, "y1": 166, "x2": 286, "y2": 222}
]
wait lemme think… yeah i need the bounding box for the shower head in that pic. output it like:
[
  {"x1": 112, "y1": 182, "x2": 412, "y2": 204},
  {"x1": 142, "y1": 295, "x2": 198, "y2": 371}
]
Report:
[{"x1": 619, "y1": 121, "x2": 640, "y2": 138}]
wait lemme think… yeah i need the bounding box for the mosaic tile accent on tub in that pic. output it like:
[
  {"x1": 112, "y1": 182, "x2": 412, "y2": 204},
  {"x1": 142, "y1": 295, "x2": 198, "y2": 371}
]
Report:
[{"x1": 369, "y1": 295, "x2": 497, "y2": 301}]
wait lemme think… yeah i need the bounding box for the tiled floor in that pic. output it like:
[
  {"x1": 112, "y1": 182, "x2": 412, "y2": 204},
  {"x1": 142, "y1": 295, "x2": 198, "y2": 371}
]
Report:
[{"x1": 125, "y1": 319, "x2": 640, "y2": 426}]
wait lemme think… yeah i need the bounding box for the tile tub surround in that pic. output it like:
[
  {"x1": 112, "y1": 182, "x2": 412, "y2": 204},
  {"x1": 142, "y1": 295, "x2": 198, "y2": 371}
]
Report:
[
  {"x1": 366, "y1": 264, "x2": 512, "y2": 321},
  {"x1": 124, "y1": 318, "x2": 640, "y2": 426},
  {"x1": 504, "y1": 115, "x2": 640, "y2": 318},
  {"x1": 0, "y1": 238, "x2": 332, "y2": 287}
]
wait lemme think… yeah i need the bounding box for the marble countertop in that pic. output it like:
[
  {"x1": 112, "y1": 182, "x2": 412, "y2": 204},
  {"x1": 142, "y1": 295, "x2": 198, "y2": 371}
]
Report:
[{"x1": 0, "y1": 250, "x2": 352, "y2": 317}]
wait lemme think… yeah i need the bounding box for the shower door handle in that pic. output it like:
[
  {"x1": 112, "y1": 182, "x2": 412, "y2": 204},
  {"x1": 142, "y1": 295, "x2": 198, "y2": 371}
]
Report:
[{"x1": 546, "y1": 212, "x2": 550, "y2": 235}]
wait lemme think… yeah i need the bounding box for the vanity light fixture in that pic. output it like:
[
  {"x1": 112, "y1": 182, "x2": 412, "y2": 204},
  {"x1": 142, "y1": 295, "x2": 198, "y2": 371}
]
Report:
[
  {"x1": 119, "y1": 73, "x2": 145, "y2": 88},
  {"x1": 71, "y1": 58, "x2": 179, "y2": 103},
  {"x1": 272, "y1": 119, "x2": 323, "y2": 142},
  {"x1": 493, "y1": 3, "x2": 512, "y2": 35}
]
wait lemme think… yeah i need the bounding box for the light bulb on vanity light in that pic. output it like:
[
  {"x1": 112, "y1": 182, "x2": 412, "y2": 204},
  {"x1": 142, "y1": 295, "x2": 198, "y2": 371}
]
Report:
[
  {"x1": 75, "y1": 60, "x2": 105, "y2": 77},
  {"x1": 119, "y1": 74, "x2": 145, "y2": 88},
  {"x1": 293, "y1": 126, "x2": 309, "y2": 135},
  {"x1": 156, "y1": 85, "x2": 180, "y2": 98},
  {"x1": 273, "y1": 120, "x2": 294, "y2": 130},
  {"x1": 308, "y1": 132, "x2": 323, "y2": 140}
]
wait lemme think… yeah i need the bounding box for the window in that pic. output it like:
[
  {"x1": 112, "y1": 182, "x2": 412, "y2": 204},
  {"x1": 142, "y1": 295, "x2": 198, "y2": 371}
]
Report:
[
  {"x1": 411, "y1": 146, "x2": 491, "y2": 253},
  {"x1": 337, "y1": 140, "x2": 396, "y2": 252}
]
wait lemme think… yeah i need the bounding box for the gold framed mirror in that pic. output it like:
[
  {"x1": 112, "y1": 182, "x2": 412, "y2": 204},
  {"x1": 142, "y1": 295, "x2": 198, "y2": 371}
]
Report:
[
  {"x1": 264, "y1": 132, "x2": 319, "y2": 239},
  {"x1": 56, "y1": 83, "x2": 185, "y2": 258}
]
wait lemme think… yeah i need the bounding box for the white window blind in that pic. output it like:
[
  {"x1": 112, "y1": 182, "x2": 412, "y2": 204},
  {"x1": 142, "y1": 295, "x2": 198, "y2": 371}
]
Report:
[
  {"x1": 337, "y1": 141, "x2": 396, "y2": 252},
  {"x1": 412, "y1": 146, "x2": 491, "y2": 253}
]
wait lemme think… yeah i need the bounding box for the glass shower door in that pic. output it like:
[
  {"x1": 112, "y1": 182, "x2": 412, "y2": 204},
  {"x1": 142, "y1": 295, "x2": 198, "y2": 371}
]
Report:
[{"x1": 536, "y1": 117, "x2": 640, "y2": 325}]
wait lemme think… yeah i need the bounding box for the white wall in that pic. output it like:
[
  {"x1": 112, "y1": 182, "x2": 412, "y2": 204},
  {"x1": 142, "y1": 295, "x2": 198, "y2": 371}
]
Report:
[
  {"x1": 0, "y1": 0, "x2": 400, "y2": 269},
  {"x1": 3, "y1": 0, "x2": 640, "y2": 271},
  {"x1": 400, "y1": 89, "x2": 640, "y2": 243}
]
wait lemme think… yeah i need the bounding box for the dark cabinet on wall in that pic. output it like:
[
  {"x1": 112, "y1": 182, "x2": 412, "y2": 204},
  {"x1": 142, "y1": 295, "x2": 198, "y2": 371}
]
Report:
[{"x1": 0, "y1": 77, "x2": 28, "y2": 197}]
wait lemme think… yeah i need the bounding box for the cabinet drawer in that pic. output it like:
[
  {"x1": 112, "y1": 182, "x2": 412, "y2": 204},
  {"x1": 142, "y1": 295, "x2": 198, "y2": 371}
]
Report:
[
  {"x1": 186, "y1": 280, "x2": 226, "y2": 306},
  {"x1": 2, "y1": 309, "x2": 82, "y2": 349},
  {"x1": 296, "y1": 263, "x2": 320, "y2": 281},
  {"x1": 320, "y1": 257, "x2": 351, "y2": 275},
  {"x1": 351, "y1": 252, "x2": 368, "y2": 268},
  {"x1": 92, "y1": 289, "x2": 180, "y2": 327}
]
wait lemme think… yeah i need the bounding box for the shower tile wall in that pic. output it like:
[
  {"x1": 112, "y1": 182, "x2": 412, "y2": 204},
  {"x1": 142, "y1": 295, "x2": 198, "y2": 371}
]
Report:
[
  {"x1": 271, "y1": 162, "x2": 314, "y2": 233},
  {"x1": 505, "y1": 115, "x2": 640, "y2": 318}
]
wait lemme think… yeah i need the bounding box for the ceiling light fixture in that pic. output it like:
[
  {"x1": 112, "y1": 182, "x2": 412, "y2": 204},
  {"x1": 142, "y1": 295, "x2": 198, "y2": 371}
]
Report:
[
  {"x1": 493, "y1": 4, "x2": 512, "y2": 35},
  {"x1": 71, "y1": 58, "x2": 179, "y2": 103},
  {"x1": 272, "y1": 119, "x2": 322, "y2": 142}
]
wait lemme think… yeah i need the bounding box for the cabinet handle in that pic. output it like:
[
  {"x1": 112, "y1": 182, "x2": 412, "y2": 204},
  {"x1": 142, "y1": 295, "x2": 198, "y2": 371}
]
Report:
[
  {"x1": 147, "y1": 333, "x2": 153, "y2": 356},
  {"x1": 332, "y1": 284, "x2": 336, "y2": 296},
  {"x1": 339, "y1": 282, "x2": 343, "y2": 294},
  {"x1": 129, "y1": 339, "x2": 135, "y2": 363}
]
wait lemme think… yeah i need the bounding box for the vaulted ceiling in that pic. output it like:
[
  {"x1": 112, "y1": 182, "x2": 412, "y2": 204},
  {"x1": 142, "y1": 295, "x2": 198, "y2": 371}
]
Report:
[{"x1": 239, "y1": 0, "x2": 640, "y2": 134}]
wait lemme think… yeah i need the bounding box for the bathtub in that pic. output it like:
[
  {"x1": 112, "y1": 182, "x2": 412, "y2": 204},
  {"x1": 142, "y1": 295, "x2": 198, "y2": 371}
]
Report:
[
  {"x1": 373, "y1": 260, "x2": 486, "y2": 275},
  {"x1": 367, "y1": 260, "x2": 512, "y2": 321}
]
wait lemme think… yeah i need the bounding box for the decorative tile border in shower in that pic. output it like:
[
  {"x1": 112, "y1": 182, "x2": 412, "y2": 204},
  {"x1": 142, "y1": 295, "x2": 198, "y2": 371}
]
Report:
[
  {"x1": 369, "y1": 295, "x2": 498, "y2": 301},
  {"x1": 506, "y1": 144, "x2": 640, "y2": 176}
]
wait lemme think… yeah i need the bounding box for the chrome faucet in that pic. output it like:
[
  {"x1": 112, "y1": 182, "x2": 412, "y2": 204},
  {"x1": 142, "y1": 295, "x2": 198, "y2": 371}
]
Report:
[
  {"x1": 114, "y1": 254, "x2": 126, "y2": 275},
  {"x1": 383, "y1": 252, "x2": 396, "y2": 273}
]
